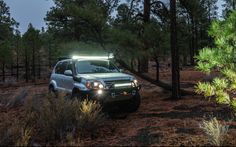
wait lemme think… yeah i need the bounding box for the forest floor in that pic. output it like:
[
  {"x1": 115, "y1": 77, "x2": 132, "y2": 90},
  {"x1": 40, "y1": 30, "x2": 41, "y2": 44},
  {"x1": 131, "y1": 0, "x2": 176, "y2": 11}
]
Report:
[{"x1": 0, "y1": 66, "x2": 236, "y2": 146}]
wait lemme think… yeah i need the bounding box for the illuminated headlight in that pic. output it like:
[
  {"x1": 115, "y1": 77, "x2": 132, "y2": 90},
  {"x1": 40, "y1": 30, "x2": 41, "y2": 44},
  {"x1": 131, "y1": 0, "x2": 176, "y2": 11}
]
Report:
[
  {"x1": 133, "y1": 79, "x2": 138, "y2": 87},
  {"x1": 86, "y1": 81, "x2": 104, "y2": 89},
  {"x1": 93, "y1": 82, "x2": 99, "y2": 87},
  {"x1": 98, "y1": 84, "x2": 104, "y2": 89}
]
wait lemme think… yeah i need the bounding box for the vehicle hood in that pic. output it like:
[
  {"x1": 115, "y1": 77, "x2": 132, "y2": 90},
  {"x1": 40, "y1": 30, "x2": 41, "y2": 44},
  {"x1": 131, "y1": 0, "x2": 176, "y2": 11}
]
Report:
[{"x1": 77, "y1": 72, "x2": 134, "y2": 81}]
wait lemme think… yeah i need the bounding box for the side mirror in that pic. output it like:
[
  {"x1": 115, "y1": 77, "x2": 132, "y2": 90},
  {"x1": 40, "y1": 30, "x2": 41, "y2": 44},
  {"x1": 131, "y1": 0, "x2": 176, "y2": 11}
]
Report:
[
  {"x1": 119, "y1": 69, "x2": 124, "y2": 72},
  {"x1": 64, "y1": 70, "x2": 73, "y2": 76}
]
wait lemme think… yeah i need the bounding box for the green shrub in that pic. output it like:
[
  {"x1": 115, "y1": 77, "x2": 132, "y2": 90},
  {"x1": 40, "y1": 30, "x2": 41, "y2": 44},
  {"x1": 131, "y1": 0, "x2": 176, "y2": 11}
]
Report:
[
  {"x1": 195, "y1": 10, "x2": 236, "y2": 113},
  {"x1": 200, "y1": 117, "x2": 229, "y2": 146},
  {"x1": 77, "y1": 99, "x2": 105, "y2": 137}
]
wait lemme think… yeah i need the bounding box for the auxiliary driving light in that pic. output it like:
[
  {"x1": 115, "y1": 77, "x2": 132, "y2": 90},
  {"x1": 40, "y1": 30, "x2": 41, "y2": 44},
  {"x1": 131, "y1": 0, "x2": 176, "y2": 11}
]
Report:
[
  {"x1": 97, "y1": 89, "x2": 103, "y2": 95},
  {"x1": 72, "y1": 54, "x2": 114, "y2": 60}
]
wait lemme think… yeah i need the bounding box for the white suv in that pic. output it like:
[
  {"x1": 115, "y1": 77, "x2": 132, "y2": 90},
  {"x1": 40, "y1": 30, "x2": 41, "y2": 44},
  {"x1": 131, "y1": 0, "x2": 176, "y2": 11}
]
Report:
[{"x1": 49, "y1": 56, "x2": 141, "y2": 112}]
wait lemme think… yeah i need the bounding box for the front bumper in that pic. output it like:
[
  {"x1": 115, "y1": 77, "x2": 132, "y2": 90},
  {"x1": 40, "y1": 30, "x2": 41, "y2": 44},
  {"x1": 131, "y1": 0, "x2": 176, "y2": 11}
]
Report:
[{"x1": 80, "y1": 85, "x2": 141, "y2": 104}]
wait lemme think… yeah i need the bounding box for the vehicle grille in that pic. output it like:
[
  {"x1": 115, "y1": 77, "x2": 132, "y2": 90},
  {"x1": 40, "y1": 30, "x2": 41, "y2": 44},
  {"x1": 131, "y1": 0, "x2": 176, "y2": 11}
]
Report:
[{"x1": 104, "y1": 80, "x2": 131, "y2": 89}]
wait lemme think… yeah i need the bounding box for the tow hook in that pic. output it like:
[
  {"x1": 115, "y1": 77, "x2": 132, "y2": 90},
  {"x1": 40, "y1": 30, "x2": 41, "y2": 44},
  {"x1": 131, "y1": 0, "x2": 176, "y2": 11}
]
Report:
[{"x1": 137, "y1": 85, "x2": 142, "y2": 91}]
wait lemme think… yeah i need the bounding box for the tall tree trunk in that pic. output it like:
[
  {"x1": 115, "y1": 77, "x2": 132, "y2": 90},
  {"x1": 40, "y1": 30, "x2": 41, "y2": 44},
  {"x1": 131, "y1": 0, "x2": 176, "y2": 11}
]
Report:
[
  {"x1": 16, "y1": 39, "x2": 19, "y2": 82},
  {"x1": 190, "y1": 16, "x2": 195, "y2": 65},
  {"x1": 155, "y1": 58, "x2": 160, "y2": 82},
  {"x1": 38, "y1": 54, "x2": 41, "y2": 79},
  {"x1": 25, "y1": 48, "x2": 29, "y2": 83},
  {"x1": 138, "y1": 57, "x2": 149, "y2": 73},
  {"x1": 2, "y1": 62, "x2": 5, "y2": 82},
  {"x1": 138, "y1": 0, "x2": 150, "y2": 73},
  {"x1": 32, "y1": 45, "x2": 36, "y2": 82},
  {"x1": 48, "y1": 42, "x2": 51, "y2": 68},
  {"x1": 170, "y1": 0, "x2": 180, "y2": 99},
  {"x1": 233, "y1": 0, "x2": 236, "y2": 10},
  {"x1": 131, "y1": 58, "x2": 134, "y2": 70},
  {"x1": 11, "y1": 63, "x2": 13, "y2": 76},
  {"x1": 194, "y1": 20, "x2": 198, "y2": 53}
]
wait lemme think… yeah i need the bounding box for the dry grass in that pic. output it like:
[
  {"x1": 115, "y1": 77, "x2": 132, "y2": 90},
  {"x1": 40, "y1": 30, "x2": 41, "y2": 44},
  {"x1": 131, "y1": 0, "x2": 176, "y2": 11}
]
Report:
[
  {"x1": 23, "y1": 93, "x2": 105, "y2": 143},
  {"x1": 0, "y1": 113, "x2": 32, "y2": 146},
  {"x1": 0, "y1": 92, "x2": 106, "y2": 145},
  {"x1": 200, "y1": 117, "x2": 229, "y2": 146},
  {"x1": 77, "y1": 99, "x2": 105, "y2": 137}
]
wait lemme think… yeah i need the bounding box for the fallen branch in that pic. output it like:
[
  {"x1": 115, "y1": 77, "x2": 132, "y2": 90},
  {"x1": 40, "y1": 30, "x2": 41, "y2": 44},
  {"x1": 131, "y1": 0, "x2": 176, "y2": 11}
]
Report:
[{"x1": 117, "y1": 59, "x2": 195, "y2": 96}]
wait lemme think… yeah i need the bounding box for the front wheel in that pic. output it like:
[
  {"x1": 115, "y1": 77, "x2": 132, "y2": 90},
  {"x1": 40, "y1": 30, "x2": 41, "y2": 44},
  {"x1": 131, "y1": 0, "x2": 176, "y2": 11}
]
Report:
[
  {"x1": 71, "y1": 88, "x2": 85, "y2": 100},
  {"x1": 49, "y1": 85, "x2": 59, "y2": 98},
  {"x1": 125, "y1": 93, "x2": 141, "y2": 113}
]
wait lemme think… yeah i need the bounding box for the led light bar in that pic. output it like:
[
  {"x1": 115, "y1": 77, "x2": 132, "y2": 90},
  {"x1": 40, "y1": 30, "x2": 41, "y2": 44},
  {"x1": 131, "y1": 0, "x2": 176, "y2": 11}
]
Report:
[
  {"x1": 72, "y1": 54, "x2": 114, "y2": 60},
  {"x1": 114, "y1": 83, "x2": 132, "y2": 87}
]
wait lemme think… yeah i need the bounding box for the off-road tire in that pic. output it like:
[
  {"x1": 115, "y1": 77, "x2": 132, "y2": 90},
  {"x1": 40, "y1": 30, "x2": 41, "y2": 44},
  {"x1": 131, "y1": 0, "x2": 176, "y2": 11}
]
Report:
[
  {"x1": 125, "y1": 93, "x2": 141, "y2": 113},
  {"x1": 49, "y1": 84, "x2": 58, "y2": 97}
]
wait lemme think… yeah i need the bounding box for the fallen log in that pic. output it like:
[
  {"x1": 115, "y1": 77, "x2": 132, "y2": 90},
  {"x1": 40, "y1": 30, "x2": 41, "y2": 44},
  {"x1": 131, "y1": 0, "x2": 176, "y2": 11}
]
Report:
[{"x1": 117, "y1": 60, "x2": 195, "y2": 96}]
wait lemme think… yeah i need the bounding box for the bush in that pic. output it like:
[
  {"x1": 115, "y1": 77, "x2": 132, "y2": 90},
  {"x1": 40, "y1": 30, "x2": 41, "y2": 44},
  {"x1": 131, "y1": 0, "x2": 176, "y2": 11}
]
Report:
[
  {"x1": 0, "y1": 93, "x2": 106, "y2": 145},
  {"x1": 195, "y1": 10, "x2": 236, "y2": 113},
  {"x1": 200, "y1": 117, "x2": 229, "y2": 146},
  {"x1": 0, "y1": 113, "x2": 32, "y2": 146},
  {"x1": 24, "y1": 93, "x2": 105, "y2": 143},
  {"x1": 35, "y1": 93, "x2": 79, "y2": 141},
  {"x1": 77, "y1": 99, "x2": 105, "y2": 137}
]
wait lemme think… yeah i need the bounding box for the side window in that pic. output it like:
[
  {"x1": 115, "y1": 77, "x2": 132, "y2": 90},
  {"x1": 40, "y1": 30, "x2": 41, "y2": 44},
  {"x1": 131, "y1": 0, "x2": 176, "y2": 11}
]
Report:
[
  {"x1": 67, "y1": 61, "x2": 73, "y2": 71},
  {"x1": 55, "y1": 62, "x2": 62, "y2": 74},
  {"x1": 55, "y1": 61, "x2": 67, "y2": 74}
]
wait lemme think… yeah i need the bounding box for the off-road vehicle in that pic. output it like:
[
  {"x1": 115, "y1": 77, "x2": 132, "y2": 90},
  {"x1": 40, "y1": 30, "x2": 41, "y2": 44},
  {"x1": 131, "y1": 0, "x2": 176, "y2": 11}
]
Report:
[{"x1": 49, "y1": 55, "x2": 141, "y2": 112}]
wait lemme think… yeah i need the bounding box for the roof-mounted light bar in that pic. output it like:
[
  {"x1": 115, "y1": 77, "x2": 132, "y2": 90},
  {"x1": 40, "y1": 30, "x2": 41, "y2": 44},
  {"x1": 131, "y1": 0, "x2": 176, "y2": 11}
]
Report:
[{"x1": 72, "y1": 54, "x2": 114, "y2": 60}]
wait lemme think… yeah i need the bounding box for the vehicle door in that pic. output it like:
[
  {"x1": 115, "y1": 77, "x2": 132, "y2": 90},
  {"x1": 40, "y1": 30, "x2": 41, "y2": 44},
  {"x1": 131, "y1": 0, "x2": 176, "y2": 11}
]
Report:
[
  {"x1": 62, "y1": 60, "x2": 74, "y2": 93},
  {"x1": 55, "y1": 61, "x2": 67, "y2": 91}
]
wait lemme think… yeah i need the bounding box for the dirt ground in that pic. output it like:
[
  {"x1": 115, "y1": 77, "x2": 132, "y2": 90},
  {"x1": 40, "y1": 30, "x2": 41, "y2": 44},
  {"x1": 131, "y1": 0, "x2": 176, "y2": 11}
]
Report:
[{"x1": 0, "y1": 68, "x2": 236, "y2": 146}]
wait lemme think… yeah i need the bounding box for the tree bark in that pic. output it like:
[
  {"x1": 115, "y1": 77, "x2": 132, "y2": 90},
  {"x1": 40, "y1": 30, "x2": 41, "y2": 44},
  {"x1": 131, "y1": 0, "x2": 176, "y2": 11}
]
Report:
[
  {"x1": 2, "y1": 62, "x2": 5, "y2": 82},
  {"x1": 194, "y1": 20, "x2": 198, "y2": 53},
  {"x1": 190, "y1": 16, "x2": 195, "y2": 65},
  {"x1": 138, "y1": 0, "x2": 151, "y2": 73},
  {"x1": 170, "y1": 0, "x2": 180, "y2": 99},
  {"x1": 48, "y1": 42, "x2": 52, "y2": 68},
  {"x1": 16, "y1": 38, "x2": 19, "y2": 82},
  {"x1": 117, "y1": 59, "x2": 194, "y2": 95},
  {"x1": 25, "y1": 48, "x2": 29, "y2": 83},
  {"x1": 233, "y1": 0, "x2": 236, "y2": 10},
  {"x1": 32, "y1": 44, "x2": 36, "y2": 82},
  {"x1": 38, "y1": 54, "x2": 41, "y2": 79},
  {"x1": 155, "y1": 58, "x2": 160, "y2": 82}
]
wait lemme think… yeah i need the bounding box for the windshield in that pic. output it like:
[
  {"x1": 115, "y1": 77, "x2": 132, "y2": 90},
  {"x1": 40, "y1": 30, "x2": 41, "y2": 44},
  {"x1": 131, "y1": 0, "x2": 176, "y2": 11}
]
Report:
[{"x1": 75, "y1": 60, "x2": 120, "y2": 74}]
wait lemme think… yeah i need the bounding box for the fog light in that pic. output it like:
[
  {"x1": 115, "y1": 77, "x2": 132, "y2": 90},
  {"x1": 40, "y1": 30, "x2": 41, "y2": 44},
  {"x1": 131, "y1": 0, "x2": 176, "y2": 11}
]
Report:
[
  {"x1": 98, "y1": 89, "x2": 103, "y2": 95},
  {"x1": 132, "y1": 90, "x2": 136, "y2": 96}
]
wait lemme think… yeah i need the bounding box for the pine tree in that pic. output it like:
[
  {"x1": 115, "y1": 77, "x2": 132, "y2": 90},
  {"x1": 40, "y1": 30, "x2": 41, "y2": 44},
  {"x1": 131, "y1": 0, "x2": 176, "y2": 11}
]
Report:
[
  {"x1": 195, "y1": 10, "x2": 236, "y2": 112},
  {"x1": 0, "y1": 0, "x2": 18, "y2": 82}
]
